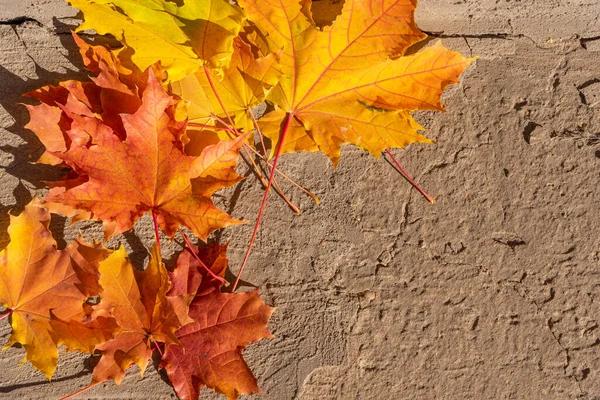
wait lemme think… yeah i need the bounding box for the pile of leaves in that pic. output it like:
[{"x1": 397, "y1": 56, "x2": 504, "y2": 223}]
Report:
[{"x1": 0, "y1": 0, "x2": 474, "y2": 398}]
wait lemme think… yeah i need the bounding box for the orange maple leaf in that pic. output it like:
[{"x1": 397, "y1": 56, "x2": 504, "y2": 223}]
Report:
[
  {"x1": 0, "y1": 199, "x2": 115, "y2": 379},
  {"x1": 27, "y1": 36, "x2": 248, "y2": 241},
  {"x1": 89, "y1": 244, "x2": 191, "y2": 385},
  {"x1": 33, "y1": 54, "x2": 246, "y2": 240},
  {"x1": 25, "y1": 34, "x2": 144, "y2": 166},
  {"x1": 237, "y1": 0, "x2": 475, "y2": 164},
  {"x1": 161, "y1": 243, "x2": 275, "y2": 400}
]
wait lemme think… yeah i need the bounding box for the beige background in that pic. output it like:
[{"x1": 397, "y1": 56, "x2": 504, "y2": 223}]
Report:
[{"x1": 1, "y1": 0, "x2": 600, "y2": 399}]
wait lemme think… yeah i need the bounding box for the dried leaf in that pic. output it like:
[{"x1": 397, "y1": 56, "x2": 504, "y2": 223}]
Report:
[
  {"x1": 237, "y1": 0, "x2": 475, "y2": 164},
  {"x1": 67, "y1": 0, "x2": 246, "y2": 80},
  {"x1": 0, "y1": 199, "x2": 113, "y2": 379},
  {"x1": 90, "y1": 244, "x2": 190, "y2": 384},
  {"x1": 161, "y1": 243, "x2": 274, "y2": 400}
]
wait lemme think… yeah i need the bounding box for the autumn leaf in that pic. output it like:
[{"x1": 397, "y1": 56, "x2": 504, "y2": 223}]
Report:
[
  {"x1": 172, "y1": 37, "x2": 282, "y2": 133},
  {"x1": 25, "y1": 35, "x2": 152, "y2": 233},
  {"x1": 168, "y1": 241, "x2": 229, "y2": 299},
  {"x1": 90, "y1": 244, "x2": 190, "y2": 384},
  {"x1": 43, "y1": 66, "x2": 247, "y2": 240},
  {"x1": 49, "y1": 309, "x2": 120, "y2": 356},
  {"x1": 0, "y1": 199, "x2": 114, "y2": 379},
  {"x1": 67, "y1": 0, "x2": 246, "y2": 80},
  {"x1": 237, "y1": 0, "x2": 475, "y2": 164},
  {"x1": 25, "y1": 33, "x2": 144, "y2": 167},
  {"x1": 161, "y1": 243, "x2": 275, "y2": 400},
  {"x1": 23, "y1": 100, "x2": 71, "y2": 166}
]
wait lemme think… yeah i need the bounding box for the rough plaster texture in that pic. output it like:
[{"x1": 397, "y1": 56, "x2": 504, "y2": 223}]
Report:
[{"x1": 1, "y1": 0, "x2": 600, "y2": 399}]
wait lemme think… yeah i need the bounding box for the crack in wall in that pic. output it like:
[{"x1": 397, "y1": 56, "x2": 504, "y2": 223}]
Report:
[
  {"x1": 580, "y1": 35, "x2": 600, "y2": 50},
  {"x1": 0, "y1": 17, "x2": 42, "y2": 26},
  {"x1": 423, "y1": 30, "x2": 549, "y2": 50}
]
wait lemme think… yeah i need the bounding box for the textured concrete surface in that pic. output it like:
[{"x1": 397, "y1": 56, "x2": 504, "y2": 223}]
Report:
[{"x1": 1, "y1": 0, "x2": 600, "y2": 399}]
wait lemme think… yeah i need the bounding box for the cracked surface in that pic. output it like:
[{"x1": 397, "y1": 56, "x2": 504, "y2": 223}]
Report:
[{"x1": 1, "y1": 0, "x2": 600, "y2": 399}]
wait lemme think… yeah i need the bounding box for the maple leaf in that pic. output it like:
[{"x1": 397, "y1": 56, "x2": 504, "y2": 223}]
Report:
[
  {"x1": 168, "y1": 241, "x2": 229, "y2": 299},
  {"x1": 90, "y1": 244, "x2": 191, "y2": 384},
  {"x1": 25, "y1": 33, "x2": 144, "y2": 168},
  {"x1": 0, "y1": 199, "x2": 114, "y2": 379},
  {"x1": 236, "y1": 0, "x2": 476, "y2": 164},
  {"x1": 161, "y1": 243, "x2": 275, "y2": 400},
  {"x1": 67, "y1": 0, "x2": 246, "y2": 80},
  {"x1": 172, "y1": 37, "x2": 282, "y2": 133},
  {"x1": 44, "y1": 67, "x2": 246, "y2": 240}
]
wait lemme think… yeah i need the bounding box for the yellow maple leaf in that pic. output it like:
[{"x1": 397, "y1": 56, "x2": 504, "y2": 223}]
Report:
[
  {"x1": 67, "y1": 0, "x2": 245, "y2": 80},
  {"x1": 173, "y1": 37, "x2": 282, "y2": 133},
  {"x1": 237, "y1": 0, "x2": 476, "y2": 164}
]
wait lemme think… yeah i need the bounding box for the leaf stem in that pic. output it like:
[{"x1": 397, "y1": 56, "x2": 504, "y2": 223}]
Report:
[
  {"x1": 152, "y1": 339, "x2": 163, "y2": 357},
  {"x1": 204, "y1": 66, "x2": 237, "y2": 129},
  {"x1": 209, "y1": 114, "x2": 238, "y2": 134},
  {"x1": 246, "y1": 143, "x2": 321, "y2": 203},
  {"x1": 204, "y1": 113, "x2": 313, "y2": 202},
  {"x1": 60, "y1": 382, "x2": 100, "y2": 400},
  {"x1": 240, "y1": 151, "x2": 301, "y2": 214},
  {"x1": 384, "y1": 149, "x2": 436, "y2": 204},
  {"x1": 177, "y1": 228, "x2": 228, "y2": 286},
  {"x1": 203, "y1": 70, "x2": 301, "y2": 213},
  {"x1": 246, "y1": 110, "x2": 320, "y2": 204},
  {"x1": 249, "y1": 108, "x2": 270, "y2": 158},
  {"x1": 187, "y1": 122, "x2": 234, "y2": 132},
  {"x1": 245, "y1": 108, "x2": 301, "y2": 214},
  {"x1": 0, "y1": 309, "x2": 13, "y2": 321},
  {"x1": 232, "y1": 113, "x2": 293, "y2": 292},
  {"x1": 152, "y1": 209, "x2": 161, "y2": 248}
]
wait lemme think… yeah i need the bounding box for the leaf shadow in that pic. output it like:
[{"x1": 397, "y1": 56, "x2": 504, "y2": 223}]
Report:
[
  {"x1": 0, "y1": 18, "x2": 91, "y2": 245},
  {"x1": 122, "y1": 230, "x2": 151, "y2": 268},
  {"x1": 0, "y1": 182, "x2": 33, "y2": 249},
  {"x1": 0, "y1": 353, "x2": 97, "y2": 393}
]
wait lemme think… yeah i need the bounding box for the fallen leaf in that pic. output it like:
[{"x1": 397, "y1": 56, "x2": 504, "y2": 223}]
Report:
[
  {"x1": 173, "y1": 37, "x2": 281, "y2": 133},
  {"x1": 25, "y1": 33, "x2": 143, "y2": 166},
  {"x1": 44, "y1": 67, "x2": 246, "y2": 240},
  {"x1": 0, "y1": 199, "x2": 113, "y2": 379},
  {"x1": 49, "y1": 310, "x2": 120, "y2": 356},
  {"x1": 90, "y1": 244, "x2": 191, "y2": 384},
  {"x1": 161, "y1": 243, "x2": 275, "y2": 400},
  {"x1": 67, "y1": 0, "x2": 246, "y2": 80},
  {"x1": 237, "y1": 0, "x2": 475, "y2": 164}
]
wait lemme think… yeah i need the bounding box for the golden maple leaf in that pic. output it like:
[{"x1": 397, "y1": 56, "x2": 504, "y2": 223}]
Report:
[
  {"x1": 0, "y1": 199, "x2": 115, "y2": 379},
  {"x1": 67, "y1": 0, "x2": 245, "y2": 80},
  {"x1": 237, "y1": 0, "x2": 475, "y2": 164}
]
